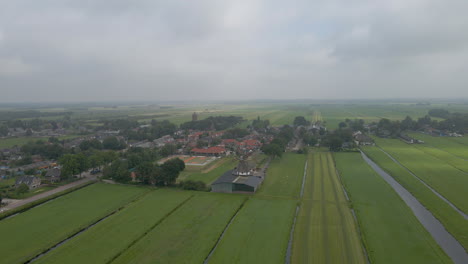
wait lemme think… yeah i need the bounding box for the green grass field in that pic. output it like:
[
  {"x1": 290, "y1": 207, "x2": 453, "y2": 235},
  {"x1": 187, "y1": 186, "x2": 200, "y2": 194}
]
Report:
[
  {"x1": 334, "y1": 152, "x2": 451, "y2": 264},
  {"x1": 35, "y1": 189, "x2": 192, "y2": 264},
  {"x1": 362, "y1": 146, "x2": 468, "y2": 251},
  {"x1": 0, "y1": 135, "x2": 81, "y2": 149},
  {"x1": 112, "y1": 193, "x2": 246, "y2": 264},
  {"x1": 408, "y1": 132, "x2": 468, "y2": 161},
  {"x1": 0, "y1": 183, "x2": 146, "y2": 264},
  {"x1": 291, "y1": 152, "x2": 366, "y2": 264},
  {"x1": 257, "y1": 153, "x2": 306, "y2": 198},
  {"x1": 178, "y1": 157, "x2": 238, "y2": 184},
  {"x1": 375, "y1": 138, "x2": 468, "y2": 214},
  {"x1": 208, "y1": 197, "x2": 296, "y2": 264}
]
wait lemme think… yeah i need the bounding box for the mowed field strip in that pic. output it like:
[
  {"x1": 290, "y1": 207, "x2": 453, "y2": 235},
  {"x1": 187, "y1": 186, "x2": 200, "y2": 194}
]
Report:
[
  {"x1": 291, "y1": 152, "x2": 366, "y2": 264},
  {"x1": 256, "y1": 153, "x2": 306, "y2": 198},
  {"x1": 334, "y1": 152, "x2": 451, "y2": 264},
  {"x1": 375, "y1": 138, "x2": 468, "y2": 214},
  {"x1": 34, "y1": 189, "x2": 193, "y2": 264},
  {"x1": 208, "y1": 197, "x2": 296, "y2": 264},
  {"x1": 0, "y1": 183, "x2": 147, "y2": 264},
  {"x1": 112, "y1": 193, "x2": 246, "y2": 264}
]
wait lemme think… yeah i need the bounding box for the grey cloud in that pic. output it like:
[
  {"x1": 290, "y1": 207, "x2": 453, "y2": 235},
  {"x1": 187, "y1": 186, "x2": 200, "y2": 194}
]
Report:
[{"x1": 1, "y1": 0, "x2": 468, "y2": 102}]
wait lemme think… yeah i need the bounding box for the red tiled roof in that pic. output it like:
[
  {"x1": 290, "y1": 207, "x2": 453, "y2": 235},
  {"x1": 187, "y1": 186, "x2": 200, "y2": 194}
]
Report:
[
  {"x1": 242, "y1": 139, "x2": 261, "y2": 146},
  {"x1": 191, "y1": 146, "x2": 226, "y2": 154},
  {"x1": 222, "y1": 139, "x2": 239, "y2": 144}
]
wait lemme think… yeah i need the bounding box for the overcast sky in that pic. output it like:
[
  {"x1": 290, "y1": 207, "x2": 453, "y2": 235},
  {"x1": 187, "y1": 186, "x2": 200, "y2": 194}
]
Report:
[{"x1": 1, "y1": 0, "x2": 468, "y2": 102}]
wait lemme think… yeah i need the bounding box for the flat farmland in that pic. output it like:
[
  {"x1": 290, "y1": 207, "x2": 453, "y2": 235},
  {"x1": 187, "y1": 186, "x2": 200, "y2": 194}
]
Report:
[
  {"x1": 0, "y1": 183, "x2": 146, "y2": 264},
  {"x1": 291, "y1": 152, "x2": 366, "y2": 264},
  {"x1": 375, "y1": 138, "x2": 468, "y2": 214},
  {"x1": 362, "y1": 146, "x2": 468, "y2": 250},
  {"x1": 334, "y1": 152, "x2": 451, "y2": 264},
  {"x1": 35, "y1": 189, "x2": 193, "y2": 264},
  {"x1": 257, "y1": 153, "x2": 306, "y2": 198},
  {"x1": 408, "y1": 132, "x2": 468, "y2": 160},
  {"x1": 112, "y1": 193, "x2": 246, "y2": 264},
  {"x1": 208, "y1": 197, "x2": 296, "y2": 264}
]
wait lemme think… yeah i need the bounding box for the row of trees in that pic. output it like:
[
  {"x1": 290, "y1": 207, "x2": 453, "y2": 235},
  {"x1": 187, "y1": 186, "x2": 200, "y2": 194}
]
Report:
[
  {"x1": 261, "y1": 125, "x2": 295, "y2": 158},
  {"x1": 103, "y1": 157, "x2": 185, "y2": 186}
]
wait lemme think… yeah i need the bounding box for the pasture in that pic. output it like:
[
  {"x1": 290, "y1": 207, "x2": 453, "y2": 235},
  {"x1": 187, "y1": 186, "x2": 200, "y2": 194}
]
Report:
[
  {"x1": 208, "y1": 197, "x2": 296, "y2": 264},
  {"x1": 0, "y1": 183, "x2": 146, "y2": 264},
  {"x1": 112, "y1": 193, "x2": 246, "y2": 264},
  {"x1": 362, "y1": 146, "x2": 468, "y2": 250},
  {"x1": 408, "y1": 132, "x2": 468, "y2": 160},
  {"x1": 256, "y1": 153, "x2": 306, "y2": 198},
  {"x1": 334, "y1": 152, "x2": 451, "y2": 264},
  {"x1": 292, "y1": 152, "x2": 366, "y2": 264},
  {"x1": 35, "y1": 189, "x2": 192, "y2": 264},
  {"x1": 375, "y1": 137, "x2": 468, "y2": 214}
]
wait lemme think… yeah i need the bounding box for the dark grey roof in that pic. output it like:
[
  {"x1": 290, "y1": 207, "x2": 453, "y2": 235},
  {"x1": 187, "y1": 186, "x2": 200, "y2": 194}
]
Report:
[
  {"x1": 212, "y1": 170, "x2": 237, "y2": 185},
  {"x1": 212, "y1": 170, "x2": 263, "y2": 188},
  {"x1": 16, "y1": 176, "x2": 40, "y2": 186},
  {"x1": 46, "y1": 168, "x2": 61, "y2": 178}
]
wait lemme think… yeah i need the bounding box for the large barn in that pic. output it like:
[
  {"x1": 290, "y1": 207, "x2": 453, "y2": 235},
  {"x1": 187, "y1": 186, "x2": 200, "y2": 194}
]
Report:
[{"x1": 211, "y1": 160, "x2": 264, "y2": 193}]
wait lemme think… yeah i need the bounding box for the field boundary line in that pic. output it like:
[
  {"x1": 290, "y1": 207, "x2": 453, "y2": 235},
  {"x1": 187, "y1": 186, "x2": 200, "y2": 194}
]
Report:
[
  {"x1": 106, "y1": 194, "x2": 195, "y2": 264},
  {"x1": 375, "y1": 146, "x2": 468, "y2": 220},
  {"x1": 203, "y1": 196, "x2": 249, "y2": 264},
  {"x1": 25, "y1": 189, "x2": 152, "y2": 263},
  {"x1": 285, "y1": 159, "x2": 308, "y2": 264},
  {"x1": 319, "y1": 154, "x2": 330, "y2": 264},
  {"x1": 326, "y1": 153, "x2": 352, "y2": 263}
]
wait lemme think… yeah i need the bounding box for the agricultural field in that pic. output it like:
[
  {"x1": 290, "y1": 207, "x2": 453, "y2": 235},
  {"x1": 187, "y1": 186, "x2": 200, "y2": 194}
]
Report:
[
  {"x1": 334, "y1": 152, "x2": 451, "y2": 264},
  {"x1": 0, "y1": 134, "x2": 81, "y2": 148},
  {"x1": 0, "y1": 183, "x2": 147, "y2": 264},
  {"x1": 256, "y1": 153, "x2": 306, "y2": 198},
  {"x1": 362, "y1": 146, "x2": 468, "y2": 250},
  {"x1": 112, "y1": 193, "x2": 246, "y2": 264},
  {"x1": 177, "y1": 157, "x2": 238, "y2": 184},
  {"x1": 408, "y1": 132, "x2": 468, "y2": 160},
  {"x1": 292, "y1": 152, "x2": 366, "y2": 264},
  {"x1": 35, "y1": 189, "x2": 193, "y2": 264},
  {"x1": 375, "y1": 138, "x2": 468, "y2": 214},
  {"x1": 208, "y1": 197, "x2": 296, "y2": 264}
]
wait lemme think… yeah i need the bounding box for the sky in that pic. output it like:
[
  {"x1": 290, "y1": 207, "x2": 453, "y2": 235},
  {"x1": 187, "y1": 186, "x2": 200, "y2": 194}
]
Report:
[{"x1": 1, "y1": 0, "x2": 468, "y2": 102}]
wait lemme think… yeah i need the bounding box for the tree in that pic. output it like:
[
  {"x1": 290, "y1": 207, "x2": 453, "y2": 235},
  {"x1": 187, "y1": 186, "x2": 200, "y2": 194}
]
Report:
[
  {"x1": 293, "y1": 116, "x2": 309, "y2": 127},
  {"x1": 103, "y1": 136, "x2": 125, "y2": 150},
  {"x1": 327, "y1": 136, "x2": 343, "y2": 151},
  {"x1": 261, "y1": 144, "x2": 283, "y2": 158},
  {"x1": 160, "y1": 158, "x2": 185, "y2": 186},
  {"x1": 338, "y1": 122, "x2": 347, "y2": 129},
  {"x1": 104, "y1": 160, "x2": 131, "y2": 183},
  {"x1": 75, "y1": 153, "x2": 89, "y2": 177},
  {"x1": 60, "y1": 154, "x2": 80, "y2": 178},
  {"x1": 160, "y1": 144, "x2": 177, "y2": 157},
  {"x1": 136, "y1": 162, "x2": 157, "y2": 185}
]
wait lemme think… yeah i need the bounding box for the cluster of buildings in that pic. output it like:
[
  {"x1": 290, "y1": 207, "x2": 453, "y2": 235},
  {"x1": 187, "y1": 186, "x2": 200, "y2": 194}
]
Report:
[{"x1": 211, "y1": 159, "x2": 265, "y2": 193}]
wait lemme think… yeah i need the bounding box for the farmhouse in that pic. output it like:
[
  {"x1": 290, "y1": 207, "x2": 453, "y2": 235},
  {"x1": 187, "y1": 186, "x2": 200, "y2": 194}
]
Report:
[
  {"x1": 354, "y1": 133, "x2": 374, "y2": 146},
  {"x1": 15, "y1": 176, "x2": 41, "y2": 189},
  {"x1": 191, "y1": 146, "x2": 226, "y2": 157},
  {"x1": 45, "y1": 168, "x2": 61, "y2": 183},
  {"x1": 211, "y1": 160, "x2": 264, "y2": 193},
  {"x1": 400, "y1": 134, "x2": 423, "y2": 144}
]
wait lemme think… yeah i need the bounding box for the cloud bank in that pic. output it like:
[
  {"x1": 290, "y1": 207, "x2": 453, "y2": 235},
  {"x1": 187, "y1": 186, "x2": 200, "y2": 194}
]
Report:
[{"x1": 1, "y1": 0, "x2": 468, "y2": 102}]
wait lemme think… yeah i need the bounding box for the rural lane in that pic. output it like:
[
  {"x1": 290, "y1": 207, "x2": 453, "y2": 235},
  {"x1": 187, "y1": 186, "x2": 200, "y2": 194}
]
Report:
[{"x1": 1, "y1": 174, "x2": 97, "y2": 212}]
